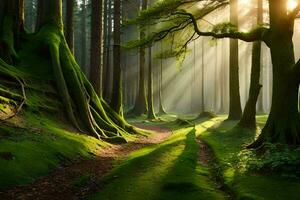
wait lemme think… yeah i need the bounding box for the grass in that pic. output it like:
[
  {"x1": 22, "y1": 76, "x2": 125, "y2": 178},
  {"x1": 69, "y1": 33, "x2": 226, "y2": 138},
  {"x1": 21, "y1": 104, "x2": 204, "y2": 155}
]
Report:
[
  {"x1": 200, "y1": 115, "x2": 300, "y2": 200},
  {"x1": 0, "y1": 111, "x2": 108, "y2": 191},
  {"x1": 91, "y1": 118, "x2": 227, "y2": 200}
]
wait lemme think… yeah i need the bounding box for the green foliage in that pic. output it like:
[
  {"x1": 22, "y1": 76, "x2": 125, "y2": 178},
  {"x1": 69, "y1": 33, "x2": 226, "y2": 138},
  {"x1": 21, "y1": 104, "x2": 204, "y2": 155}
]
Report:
[
  {"x1": 212, "y1": 22, "x2": 237, "y2": 34},
  {"x1": 237, "y1": 144, "x2": 300, "y2": 178},
  {"x1": 201, "y1": 116, "x2": 300, "y2": 200}
]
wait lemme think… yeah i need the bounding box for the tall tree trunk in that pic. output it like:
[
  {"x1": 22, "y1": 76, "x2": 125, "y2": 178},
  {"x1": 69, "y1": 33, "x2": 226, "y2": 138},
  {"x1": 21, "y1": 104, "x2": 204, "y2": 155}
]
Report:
[
  {"x1": 80, "y1": 0, "x2": 87, "y2": 74},
  {"x1": 201, "y1": 38, "x2": 205, "y2": 112},
  {"x1": 220, "y1": 39, "x2": 226, "y2": 113},
  {"x1": 111, "y1": 0, "x2": 123, "y2": 115},
  {"x1": 147, "y1": 46, "x2": 156, "y2": 119},
  {"x1": 228, "y1": 0, "x2": 242, "y2": 120},
  {"x1": 24, "y1": 0, "x2": 36, "y2": 32},
  {"x1": 238, "y1": 0, "x2": 263, "y2": 129},
  {"x1": 103, "y1": 0, "x2": 110, "y2": 101},
  {"x1": 214, "y1": 41, "x2": 218, "y2": 112},
  {"x1": 158, "y1": 41, "x2": 166, "y2": 115},
  {"x1": 249, "y1": 0, "x2": 300, "y2": 147},
  {"x1": 66, "y1": 0, "x2": 74, "y2": 53},
  {"x1": 131, "y1": 0, "x2": 148, "y2": 115},
  {"x1": 90, "y1": 0, "x2": 103, "y2": 96},
  {"x1": 0, "y1": 0, "x2": 24, "y2": 63},
  {"x1": 35, "y1": 0, "x2": 43, "y2": 30}
]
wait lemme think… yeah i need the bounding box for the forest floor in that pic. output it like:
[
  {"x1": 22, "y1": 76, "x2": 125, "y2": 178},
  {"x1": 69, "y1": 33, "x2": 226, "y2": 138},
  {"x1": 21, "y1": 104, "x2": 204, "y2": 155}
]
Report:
[
  {"x1": 0, "y1": 123, "x2": 172, "y2": 200},
  {"x1": 1, "y1": 115, "x2": 300, "y2": 200}
]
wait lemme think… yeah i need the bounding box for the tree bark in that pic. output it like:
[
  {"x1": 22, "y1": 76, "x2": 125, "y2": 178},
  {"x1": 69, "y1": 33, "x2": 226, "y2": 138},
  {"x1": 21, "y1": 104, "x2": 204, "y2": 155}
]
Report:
[
  {"x1": 158, "y1": 41, "x2": 166, "y2": 115},
  {"x1": 102, "y1": 0, "x2": 110, "y2": 101},
  {"x1": 238, "y1": 0, "x2": 263, "y2": 129},
  {"x1": 0, "y1": 0, "x2": 136, "y2": 143},
  {"x1": 90, "y1": 0, "x2": 103, "y2": 96},
  {"x1": 0, "y1": 0, "x2": 24, "y2": 63},
  {"x1": 110, "y1": 0, "x2": 123, "y2": 115},
  {"x1": 249, "y1": 0, "x2": 300, "y2": 147},
  {"x1": 131, "y1": 0, "x2": 148, "y2": 115},
  {"x1": 80, "y1": 0, "x2": 87, "y2": 74},
  {"x1": 65, "y1": 0, "x2": 74, "y2": 53},
  {"x1": 228, "y1": 0, "x2": 242, "y2": 120},
  {"x1": 147, "y1": 46, "x2": 156, "y2": 120}
]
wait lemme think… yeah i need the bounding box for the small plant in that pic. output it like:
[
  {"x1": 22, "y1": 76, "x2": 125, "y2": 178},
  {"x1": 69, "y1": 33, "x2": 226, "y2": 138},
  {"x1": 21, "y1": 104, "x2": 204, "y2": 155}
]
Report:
[{"x1": 236, "y1": 143, "x2": 300, "y2": 178}]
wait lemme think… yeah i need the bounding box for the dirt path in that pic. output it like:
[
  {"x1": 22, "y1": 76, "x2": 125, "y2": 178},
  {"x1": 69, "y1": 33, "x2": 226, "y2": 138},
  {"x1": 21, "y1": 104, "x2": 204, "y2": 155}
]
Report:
[{"x1": 0, "y1": 124, "x2": 172, "y2": 200}]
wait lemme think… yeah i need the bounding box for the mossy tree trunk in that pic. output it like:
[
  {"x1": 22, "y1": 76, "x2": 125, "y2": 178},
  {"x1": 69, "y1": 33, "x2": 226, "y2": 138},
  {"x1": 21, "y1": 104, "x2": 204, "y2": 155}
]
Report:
[
  {"x1": 0, "y1": 0, "x2": 24, "y2": 63},
  {"x1": 110, "y1": 0, "x2": 123, "y2": 116},
  {"x1": 132, "y1": 0, "x2": 148, "y2": 115},
  {"x1": 65, "y1": 0, "x2": 74, "y2": 53},
  {"x1": 0, "y1": 0, "x2": 135, "y2": 143},
  {"x1": 228, "y1": 0, "x2": 242, "y2": 120},
  {"x1": 90, "y1": 0, "x2": 103, "y2": 96},
  {"x1": 249, "y1": 0, "x2": 300, "y2": 147},
  {"x1": 238, "y1": 0, "x2": 263, "y2": 129}
]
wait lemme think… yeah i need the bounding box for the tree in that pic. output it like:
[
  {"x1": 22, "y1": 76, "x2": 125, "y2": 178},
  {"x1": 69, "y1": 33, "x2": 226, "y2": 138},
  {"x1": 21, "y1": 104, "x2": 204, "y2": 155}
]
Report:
[
  {"x1": 131, "y1": 0, "x2": 148, "y2": 115},
  {"x1": 66, "y1": 0, "x2": 74, "y2": 53},
  {"x1": 0, "y1": 0, "x2": 136, "y2": 143},
  {"x1": 24, "y1": 0, "x2": 37, "y2": 32},
  {"x1": 90, "y1": 0, "x2": 103, "y2": 96},
  {"x1": 158, "y1": 41, "x2": 166, "y2": 115},
  {"x1": 238, "y1": 0, "x2": 263, "y2": 129},
  {"x1": 80, "y1": 0, "x2": 87, "y2": 74},
  {"x1": 111, "y1": 0, "x2": 123, "y2": 115},
  {"x1": 147, "y1": 46, "x2": 156, "y2": 120},
  {"x1": 0, "y1": 0, "x2": 24, "y2": 63},
  {"x1": 228, "y1": 0, "x2": 242, "y2": 120},
  {"x1": 128, "y1": 0, "x2": 300, "y2": 146},
  {"x1": 103, "y1": 0, "x2": 111, "y2": 101}
]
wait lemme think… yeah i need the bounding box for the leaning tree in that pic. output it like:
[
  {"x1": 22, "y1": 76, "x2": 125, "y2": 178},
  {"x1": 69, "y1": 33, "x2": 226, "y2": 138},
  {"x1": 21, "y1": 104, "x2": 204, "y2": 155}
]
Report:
[
  {"x1": 129, "y1": 0, "x2": 300, "y2": 147},
  {"x1": 0, "y1": 0, "x2": 136, "y2": 143}
]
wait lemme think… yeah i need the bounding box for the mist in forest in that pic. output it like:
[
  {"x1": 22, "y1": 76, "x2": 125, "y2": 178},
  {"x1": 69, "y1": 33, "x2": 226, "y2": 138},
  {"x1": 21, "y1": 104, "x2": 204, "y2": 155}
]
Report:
[
  {"x1": 121, "y1": 0, "x2": 281, "y2": 115},
  {"x1": 23, "y1": 0, "x2": 300, "y2": 116}
]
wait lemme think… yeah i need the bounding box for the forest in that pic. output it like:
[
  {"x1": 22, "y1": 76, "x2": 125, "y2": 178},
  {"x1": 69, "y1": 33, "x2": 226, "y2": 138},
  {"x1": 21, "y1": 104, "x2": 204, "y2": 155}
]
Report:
[{"x1": 0, "y1": 0, "x2": 300, "y2": 199}]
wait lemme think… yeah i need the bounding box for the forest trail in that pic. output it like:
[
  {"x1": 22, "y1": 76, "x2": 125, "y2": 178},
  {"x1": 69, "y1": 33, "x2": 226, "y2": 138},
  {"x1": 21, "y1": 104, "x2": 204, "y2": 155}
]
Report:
[
  {"x1": 0, "y1": 124, "x2": 172, "y2": 200},
  {"x1": 91, "y1": 120, "x2": 231, "y2": 200},
  {"x1": 1, "y1": 120, "x2": 230, "y2": 200}
]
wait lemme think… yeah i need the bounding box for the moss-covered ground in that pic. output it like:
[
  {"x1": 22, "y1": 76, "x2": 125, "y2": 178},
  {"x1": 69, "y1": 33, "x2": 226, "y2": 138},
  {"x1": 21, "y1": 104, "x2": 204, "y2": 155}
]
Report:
[
  {"x1": 90, "y1": 115, "x2": 300, "y2": 200},
  {"x1": 1, "y1": 114, "x2": 300, "y2": 199},
  {"x1": 200, "y1": 116, "x2": 300, "y2": 200},
  {"x1": 91, "y1": 117, "x2": 229, "y2": 200},
  {"x1": 0, "y1": 111, "x2": 109, "y2": 191}
]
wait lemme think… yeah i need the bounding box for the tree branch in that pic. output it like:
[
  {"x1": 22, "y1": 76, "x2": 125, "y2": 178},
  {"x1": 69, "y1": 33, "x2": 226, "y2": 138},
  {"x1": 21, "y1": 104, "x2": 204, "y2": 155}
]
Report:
[{"x1": 178, "y1": 11, "x2": 270, "y2": 44}]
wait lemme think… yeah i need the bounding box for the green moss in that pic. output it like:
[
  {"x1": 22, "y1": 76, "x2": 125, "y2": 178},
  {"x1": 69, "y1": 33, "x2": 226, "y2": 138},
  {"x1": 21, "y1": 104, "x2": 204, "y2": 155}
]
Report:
[
  {"x1": 0, "y1": 111, "x2": 107, "y2": 191},
  {"x1": 200, "y1": 116, "x2": 300, "y2": 200},
  {"x1": 91, "y1": 119, "x2": 226, "y2": 200}
]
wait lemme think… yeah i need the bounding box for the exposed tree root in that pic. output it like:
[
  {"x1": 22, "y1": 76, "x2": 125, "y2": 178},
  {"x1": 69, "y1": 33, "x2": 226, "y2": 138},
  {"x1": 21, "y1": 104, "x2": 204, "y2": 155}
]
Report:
[
  {"x1": 34, "y1": 25, "x2": 135, "y2": 142},
  {"x1": 0, "y1": 59, "x2": 26, "y2": 120}
]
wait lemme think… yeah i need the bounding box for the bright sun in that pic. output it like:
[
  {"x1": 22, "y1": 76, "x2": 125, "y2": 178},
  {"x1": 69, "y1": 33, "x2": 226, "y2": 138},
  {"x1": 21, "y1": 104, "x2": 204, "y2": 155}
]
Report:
[{"x1": 287, "y1": 0, "x2": 298, "y2": 11}]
